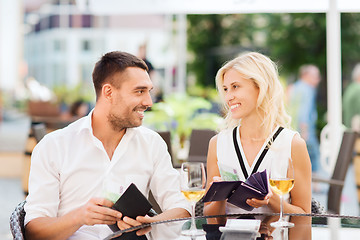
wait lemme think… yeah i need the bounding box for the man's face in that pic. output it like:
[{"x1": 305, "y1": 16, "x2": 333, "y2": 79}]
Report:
[
  {"x1": 303, "y1": 67, "x2": 321, "y2": 87},
  {"x1": 309, "y1": 67, "x2": 321, "y2": 87},
  {"x1": 107, "y1": 67, "x2": 153, "y2": 131}
]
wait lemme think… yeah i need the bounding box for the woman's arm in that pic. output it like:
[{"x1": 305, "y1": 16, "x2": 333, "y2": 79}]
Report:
[
  {"x1": 203, "y1": 135, "x2": 227, "y2": 224},
  {"x1": 268, "y1": 133, "x2": 312, "y2": 214}
]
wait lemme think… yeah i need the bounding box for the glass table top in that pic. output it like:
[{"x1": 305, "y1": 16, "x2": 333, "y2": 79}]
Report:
[{"x1": 104, "y1": 213, "x2": 360, "y2": 240}]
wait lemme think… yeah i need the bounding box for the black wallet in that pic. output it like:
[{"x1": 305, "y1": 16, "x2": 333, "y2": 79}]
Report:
[
  {"x1": 108, "y1": 183, "x2": 155, "y2": 232},
  {"x1": 202, "y1": 170, "x2": 268, "y2": 211}
]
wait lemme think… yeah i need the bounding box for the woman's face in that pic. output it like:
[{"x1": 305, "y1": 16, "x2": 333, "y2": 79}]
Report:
[{"x1": 222, "y1": 69, "x2": 259, "y2": 120}]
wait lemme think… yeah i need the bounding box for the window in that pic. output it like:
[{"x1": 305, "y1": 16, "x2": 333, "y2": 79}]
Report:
[
  {"x1": 54, "y1": 39, "x2": 65, "y2": 52},
  {"x1": 82, "y1": 40, "x2": 91, "y2": 51}
]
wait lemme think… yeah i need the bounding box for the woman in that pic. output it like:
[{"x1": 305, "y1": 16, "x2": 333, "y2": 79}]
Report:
[{"x1": 204, "y1": 52, "x2": 311, "y2": 224}]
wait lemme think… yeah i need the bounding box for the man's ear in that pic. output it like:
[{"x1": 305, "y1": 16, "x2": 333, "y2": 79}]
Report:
[{"x1": 102, "y1": 83, "x2": 113, "y2": 101}]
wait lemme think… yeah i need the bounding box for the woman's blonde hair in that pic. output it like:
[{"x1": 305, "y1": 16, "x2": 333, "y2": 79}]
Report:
[{"x1": 215, "y1": 52, "x2": 291, "y2": 137}]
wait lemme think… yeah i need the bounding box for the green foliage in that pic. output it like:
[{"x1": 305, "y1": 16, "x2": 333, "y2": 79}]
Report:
[
  {"x1": 186, "y1": 84, "x2": 220, "y2": 102},
  {"x1": 143, "y1": 93, "x2": 222, "y2": 141},
  {"x1": 341, "y1": 13, "x2": 360, "y2": 86},
  {"x1": 187, "y1": 12, "x2": 360, "y2": 87},
  {"x1": 187, "y1": 14, "x2": 265, "y2": 87},
  {"x1": 53, "y1": 82, "x2": 95, "y2": 105},
  {"x1": 187, "y1": 15, "x2": 224, "y2": 87},
  {"x1": 263, "y1": 13, "x2": 327, "y2": 78}
]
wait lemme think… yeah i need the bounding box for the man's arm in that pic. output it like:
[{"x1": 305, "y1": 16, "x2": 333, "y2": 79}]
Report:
[{"x1": 25, "y1": 198, "x2": 122, "y2": 240}]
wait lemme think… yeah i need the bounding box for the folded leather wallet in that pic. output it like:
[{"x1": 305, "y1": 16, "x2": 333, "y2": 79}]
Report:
[
  {"x1": 203, "y1": 170, "x2": 268, "y2": 211},
  {"x1": 108, "y1": 183, "x2": 154, "y2": 232}
]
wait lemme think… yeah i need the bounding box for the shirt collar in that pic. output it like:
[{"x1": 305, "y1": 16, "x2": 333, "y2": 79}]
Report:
[{"x1": 76, "y1": 108, "x2": 94, "y2": 135}]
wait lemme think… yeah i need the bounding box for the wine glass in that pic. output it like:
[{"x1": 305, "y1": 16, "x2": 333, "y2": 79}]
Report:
[
  {"x1": 180, "y1": 162, "x2": 207, "y2": 236},
  {"x1": 269, "y1": 157, "x2": 295, "y2": 228}
]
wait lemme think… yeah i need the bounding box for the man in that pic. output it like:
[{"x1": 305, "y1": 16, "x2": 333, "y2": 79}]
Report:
[
  {"x1": 343, "y1": 63, "x2": 360, "y2": 130},
  {"x1": 288, "y1": 64, "x2": 321, "y2": 174},
  {"x1": 24, "y1": 51, "x2": 190, "y2": 239}
]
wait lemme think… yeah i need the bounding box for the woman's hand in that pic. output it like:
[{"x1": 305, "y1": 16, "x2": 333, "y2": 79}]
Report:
[
  {"x1": 211, "y1": 176, "x2": 222, "y2": 184},
  {"x1": 246, "y1": 192, "x2": 272, "y2": 209}
]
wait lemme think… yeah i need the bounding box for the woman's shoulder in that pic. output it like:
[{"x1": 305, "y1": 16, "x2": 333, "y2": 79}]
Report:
[
  {"x1": 275, "y1": 127, "x2": 298, "y2": 143},
  {"x1": 289, "y1": 133, "x2": 310, "y2": 166},
  {"x1": 217, "y1": 127, "x2": 235, "y2": 138},
  {"x1": 280, "y1": 127, "x2": 297, "y2": 136},
  {"x1": 209, "y1": 134, "x2": 218, "y2": 146},
  {"x1": 290, "y1": 133, "x2": 307, "y2": 151}
]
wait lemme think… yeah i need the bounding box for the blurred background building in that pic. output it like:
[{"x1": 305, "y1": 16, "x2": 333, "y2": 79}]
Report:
[
  {"x1": 0, "y1": 0, "x2": 188, "y2": 108},
  {"x1": 23, "y1": 0, "x2": 172, "y2": 89}
]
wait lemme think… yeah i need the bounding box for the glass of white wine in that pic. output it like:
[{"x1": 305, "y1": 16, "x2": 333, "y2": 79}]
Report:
[
  {"x1": 180, "y1": 162, "x2": 207, "y2": 236},
  {"x1": 269, "y1": 157, "x2": 295, "y2": 228}
]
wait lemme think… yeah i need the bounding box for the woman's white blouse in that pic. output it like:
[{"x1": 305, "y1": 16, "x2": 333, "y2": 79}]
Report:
[{"x1": 216, "y1": 126, "x2": 297, "y2": 215}]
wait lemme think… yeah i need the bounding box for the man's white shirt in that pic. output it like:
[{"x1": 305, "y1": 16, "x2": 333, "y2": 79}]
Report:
[{"x1": 25, "y1": 111, "x2": 190, "y2": 239}]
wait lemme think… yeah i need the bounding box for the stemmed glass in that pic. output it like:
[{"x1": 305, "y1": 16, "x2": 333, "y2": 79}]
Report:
[
  {"x1": 269, "y1": 157, "x2": 295, "y2": 228},
  {"x1": 180, "y1": 162, "x2": 207, "y2": 236}
]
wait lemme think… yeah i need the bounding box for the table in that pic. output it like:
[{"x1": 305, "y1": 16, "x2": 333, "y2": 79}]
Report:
[{"x1": 104, "y1": 213, "x2": 360, "y2": 240}]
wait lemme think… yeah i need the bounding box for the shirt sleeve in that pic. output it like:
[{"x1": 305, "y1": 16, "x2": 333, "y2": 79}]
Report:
[
  {"x1": 148, "y1": 134, "x2": 191, "y2": 214},
  {"x1": 24, "y1": 134, "x2": 61, "y2": 225}
]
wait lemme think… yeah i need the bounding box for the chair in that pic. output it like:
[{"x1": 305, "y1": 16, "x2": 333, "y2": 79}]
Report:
[
  {"x1": 32, "y1": 123, "x2": 47, "y2": 143},
  {"x1": 10, "y1": 200, "x2": 26, "y2": 240},
  {"x1": 312, "y1": 131, "x2": 358, "y2": 214},
  {"x1": 311, "y1": 198, "x2": 326, "y2": 214},
  {"x1": 157, "y1": 131, "x2": 172, "y2": 159},
  {"x1": 157, "y1": 131, "x2": 179, "y2": 168},
  {"x1": 187, "y1": 129, "x2": 216, "y2": 217},
  {"x1": 187, "y1": 129, "x2": 216, "y2": 164},
  {"x1": 22, "y1": 123, "x2": 48, "y2": 196}
]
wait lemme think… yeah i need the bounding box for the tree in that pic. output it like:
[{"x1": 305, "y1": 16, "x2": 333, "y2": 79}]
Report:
[
  {"x1": 187, "y1": 14, "x2": 266, "y2": 87},
  {"x1": 187, "y1": 13, "x2": 360, "y2": 87},
  {"x1": 341, "y1": 13, "x2": 360, "y2": 87}
]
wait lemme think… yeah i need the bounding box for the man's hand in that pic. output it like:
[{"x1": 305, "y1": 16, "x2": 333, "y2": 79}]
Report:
[
  {"x1": 116, "y1": 208, "x2": 189, "y2": 236},
  {"x1": 75, "y1": 198, "x2": 122, "y2": 226},
  {"x1": 117, "y1": 215, "x2": 153, "y2": 236}
]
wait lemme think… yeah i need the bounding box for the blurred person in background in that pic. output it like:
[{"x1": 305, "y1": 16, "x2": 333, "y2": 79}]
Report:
[
  {"x1": 60, "y1": 99, "x2": 91, "y2": 122},
  {"x1": 137, "y1": 43, "x2": 163, "y2": 103},
  {"x1": 343, "y1": 63, "x2": 360, "y2": 131},
  {"x1": 287, "y1": 65, "x2": 321, "y2": 176},
  {"x1": 137, "y1": 43, "x2": 154, "y2": 76}
]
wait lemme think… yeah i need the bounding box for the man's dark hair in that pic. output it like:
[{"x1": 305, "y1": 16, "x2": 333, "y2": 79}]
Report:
[{"x1": 92, "y1": 51, "x2": 148, "y2": 99}]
